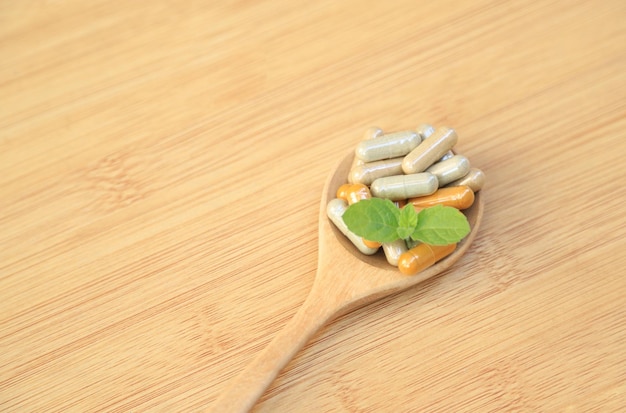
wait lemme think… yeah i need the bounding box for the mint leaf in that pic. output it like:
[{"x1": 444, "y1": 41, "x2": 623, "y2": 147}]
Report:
[
  {"x1": 397, "y1": 205, "x2": 418, "y2": 239},
  {"x1": 411, "y1": 205, "x2": 470, "y2": 245},
  {"x1": 342, "y1": 198, "x2": 401, "y2": 243}
]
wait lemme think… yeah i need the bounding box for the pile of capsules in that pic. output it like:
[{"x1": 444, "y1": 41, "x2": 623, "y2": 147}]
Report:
[{"x1": 327, "y1": 124, "x2": 485, "y2": 276}]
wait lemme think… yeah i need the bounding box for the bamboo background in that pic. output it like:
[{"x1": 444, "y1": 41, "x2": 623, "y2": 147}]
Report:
[{"x1": 1, "y1": 0, "x2": 625, "y2": 411}]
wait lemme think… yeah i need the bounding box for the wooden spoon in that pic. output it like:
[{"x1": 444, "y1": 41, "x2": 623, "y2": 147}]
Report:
[{"x1": 211, "y1": 151, "x2": 484, "y2": 412}]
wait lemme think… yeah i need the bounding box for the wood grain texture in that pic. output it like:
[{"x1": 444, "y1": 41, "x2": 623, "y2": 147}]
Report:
[
  {"x1": 1, "y1": 0, "x2": 625, "y2": 412},
  {"x1": 211, "y1": 153, "x2": 483, "y2": 412}
]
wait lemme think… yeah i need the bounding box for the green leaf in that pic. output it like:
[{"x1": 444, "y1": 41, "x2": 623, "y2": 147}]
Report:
[
  {"x1": 396, "y1": 204, "x2": 418, "y2": 240},
  {"x1": 342, "y1": 198, "x2": 401, "y2": 243},
  {"x1": 411, "y1": 205, "x2": 470, "y2": 245}
]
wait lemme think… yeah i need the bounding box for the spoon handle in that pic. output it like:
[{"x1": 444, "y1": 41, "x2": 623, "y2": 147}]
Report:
[{"x1": 211, "y1": 285, "x2": 337, "y2": 412}]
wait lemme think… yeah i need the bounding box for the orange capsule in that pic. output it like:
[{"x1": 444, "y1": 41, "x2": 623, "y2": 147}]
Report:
[
  {"x1": 408, "y1": 185, "x2": 474, "y2": 211},
  {"x1": 346, "y1": 183, "x2": 372, "y2": 205},
  {"x1": 398, "y1": 243, "x2": 456, "y2": 275},
  {"x1": 336, "y1": 183, "x2": 352, "y2": 201}
]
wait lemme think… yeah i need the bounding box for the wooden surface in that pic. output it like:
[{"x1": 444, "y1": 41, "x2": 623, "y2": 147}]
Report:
[{"x1": 1, "y1": 0, "x2": 625, "y2": 411}]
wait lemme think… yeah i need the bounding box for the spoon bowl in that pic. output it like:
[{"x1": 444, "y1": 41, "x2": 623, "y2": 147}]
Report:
[
  {"x1": 318, "y1": 151, "x2": 483, "y2": 312},
  {"x1": 211, "y1": 151, "x2": 483, "y2": 412}
]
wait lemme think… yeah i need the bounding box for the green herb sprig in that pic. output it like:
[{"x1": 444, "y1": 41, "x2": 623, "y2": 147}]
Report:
[{"x1": 342, "y1": 198, "x2": 470, "y2": 245}]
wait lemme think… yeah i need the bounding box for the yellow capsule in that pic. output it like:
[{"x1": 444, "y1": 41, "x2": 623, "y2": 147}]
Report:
[
  {"x1": 398, "y1": 243, "x2": 456, "y2": 275},
  {"x1": 448, "y1": 168, "x2": 486, "y2": 192},
  {"x1": 355, "y1": 131, "x2": 421, "y2": 162},
  {"x1": 425, "y1": 155, "x2": 471, "y2": 186},
  {"x1": 402, "y1": 127, "x2": 458, "y2": 174},
  {"x1": 346, "y1": 183, "x2": 372, "y2": 205},
  {"x1": 349, "y1": 157, "x2": 404, "y2": 186},
  {"x1": 408, "y1": 185, "x2": 475, "y2": 211},
  {"x1": 336, "y1": 183, "x2": 352, "y2": 201}
]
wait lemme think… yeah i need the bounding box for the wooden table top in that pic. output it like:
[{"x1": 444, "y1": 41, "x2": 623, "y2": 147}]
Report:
[{"x1": 2, "y1": 1, "x2": 625, "y2": 411}]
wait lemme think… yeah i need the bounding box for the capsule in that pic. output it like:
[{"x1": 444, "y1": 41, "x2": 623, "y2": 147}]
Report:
[
  {"x1": 363, "y1": 126, "x2": 384, "y2": 140},
  {"x1": 336, "y1": 183, "x2": 352, "y2": 201},
  {"x1": 425, "y1": 155, "x2": 471, "y2": 186},
  {"x1": 345, "y1": 183, "x2": 372, "y2": 205},
  {"x1": 351, "y1": 127, "x2": 384, "y2": 171},
  {"x1": 398, "y1": 243, "x2": 457, "y2": 275},
  {"x1": 408, "y1": 185, "x2": 475, "y2": 211},
  {"x1": 370, "y1": 173, "x2": 438, "y2": 201},
  {"x1": 420, "y1": 124, "x2": 454, "y2": 161},
  {"x1": 402, "y1": 127, "x2": 458, "y2": 174},
  {"x1": 355, "y1": 131, "x2": 421, "y2": 162},
  {"x1": 448, "y1": 168, "x2": 486, "y2": 192},
  {"x1": 350, "y1": 158, "x2": 365, "y2": 172},
  {"x1": 439, "y1": 151, "x2": 454, "y2": 161},
  {"x1": 349, "y1": 157, "x2": 404, "y2": 186},
  {"x1": 415, "y1": 123, "x2": 435, "y2": 139},
  {"x1": 394, "y1": 199, "x2": 407, "y2": 208},
  {"x1": 326, "y1": 199, "x2": 379, "y2": 255},
  {"x1": 382, "y1": 239, "x2": 408, "y2": 266},
  {"x1": 343, "y1": 184, "x2": 382, "y2": 247}
]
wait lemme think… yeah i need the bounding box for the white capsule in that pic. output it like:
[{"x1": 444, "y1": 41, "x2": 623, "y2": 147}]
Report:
[
  {"x1": 350, "y1": 127, "x2": 385, "y2": 174},
  {"x1": 349, "y1": 157, "x2": 404, "y2": 186},
  {"x1": 426, "y1": 155, "x2": 471, "y2": 186},
  {"x1": 370, "y1": 173, "x2": 438, "y2": 201},
  {"x1": 402, "y1": 127, "x2": 458, "y2": 174},
  {"x1": 421, "y1": 124, "x2": 454, "y2": 162},
  {"x1": 326, "y1": 198, "x2": 379, "y2": 255},
  {"x1": 382, "y1": 239, "x2": 408, "y2": 266},
  {"x1": 448, "y1": 167, "x2": 486, "y2": 192},
  {"x1": 355, "y1": 131, "x2": 421, "y2": 162},
  {"x1": 363, "y1": 126, "x2": 384, "y2": 140},
  {"x1": 415, "y1": 123, "x2": 435, "y2": 139}
]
